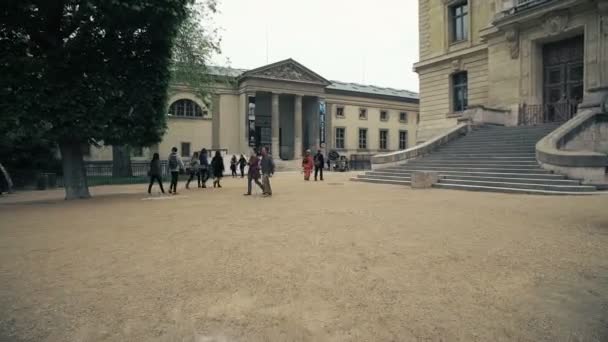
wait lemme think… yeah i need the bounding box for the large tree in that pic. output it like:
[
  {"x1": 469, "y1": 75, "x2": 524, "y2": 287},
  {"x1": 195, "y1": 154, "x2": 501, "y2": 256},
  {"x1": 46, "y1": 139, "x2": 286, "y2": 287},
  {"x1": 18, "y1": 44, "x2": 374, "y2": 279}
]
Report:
[
  {"x1": 0, "y1": 0, "x2": 190, "y2": 199},
  {"x1": 110, "y1": 0, "x2": 222, "y2": 177}
]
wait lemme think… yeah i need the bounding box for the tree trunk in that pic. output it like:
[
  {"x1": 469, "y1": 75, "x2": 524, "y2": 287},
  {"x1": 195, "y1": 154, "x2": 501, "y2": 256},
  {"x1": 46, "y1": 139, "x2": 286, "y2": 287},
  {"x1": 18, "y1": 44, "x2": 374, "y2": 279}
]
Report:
[
  {"x1": 112, "y1": 145, "x2": 133, "y2": 177},
  {"x1": 59, "y1": 142, "x2": 91, "y2": 200}
]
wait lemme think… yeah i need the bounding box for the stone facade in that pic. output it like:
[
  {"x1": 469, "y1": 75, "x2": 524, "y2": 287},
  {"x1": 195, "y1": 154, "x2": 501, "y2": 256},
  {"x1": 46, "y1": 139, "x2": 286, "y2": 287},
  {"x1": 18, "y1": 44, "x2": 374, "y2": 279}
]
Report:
[
  {"x1": 415, "y1": 0, "x2": 608, "y2": 142},
  {"x1": 86, "y1": 59, "x2": 419, "y2": 162}
]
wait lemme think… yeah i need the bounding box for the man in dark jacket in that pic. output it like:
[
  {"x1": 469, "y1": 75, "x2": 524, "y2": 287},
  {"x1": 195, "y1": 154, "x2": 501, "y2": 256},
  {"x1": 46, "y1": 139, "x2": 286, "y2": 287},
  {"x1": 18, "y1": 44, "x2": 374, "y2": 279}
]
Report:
[{"x1": 314, "y1": 150, "x2": 325, "y2": 181}]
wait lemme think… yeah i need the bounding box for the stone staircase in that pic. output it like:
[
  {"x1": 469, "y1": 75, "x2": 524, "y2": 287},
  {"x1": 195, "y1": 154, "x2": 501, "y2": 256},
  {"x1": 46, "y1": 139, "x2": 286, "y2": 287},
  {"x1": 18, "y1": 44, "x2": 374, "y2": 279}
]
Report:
[{"x1": 352, "y1": 123, "x2": 601, "y2": 194}]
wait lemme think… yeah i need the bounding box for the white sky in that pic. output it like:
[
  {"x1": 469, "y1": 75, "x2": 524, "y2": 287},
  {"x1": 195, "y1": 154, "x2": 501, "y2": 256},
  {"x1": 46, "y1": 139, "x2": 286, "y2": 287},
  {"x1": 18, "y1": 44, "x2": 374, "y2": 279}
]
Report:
[{"x1": 211, "y1": 0, "x2": 420, "y2": 92}]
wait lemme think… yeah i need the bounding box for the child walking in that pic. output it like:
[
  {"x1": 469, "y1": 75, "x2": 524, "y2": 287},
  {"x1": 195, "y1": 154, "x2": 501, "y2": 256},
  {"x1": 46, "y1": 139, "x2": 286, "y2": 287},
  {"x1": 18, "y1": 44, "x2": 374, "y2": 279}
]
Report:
[{"x1": 211, "y1": 151, "x2": 225, "y2": 188}]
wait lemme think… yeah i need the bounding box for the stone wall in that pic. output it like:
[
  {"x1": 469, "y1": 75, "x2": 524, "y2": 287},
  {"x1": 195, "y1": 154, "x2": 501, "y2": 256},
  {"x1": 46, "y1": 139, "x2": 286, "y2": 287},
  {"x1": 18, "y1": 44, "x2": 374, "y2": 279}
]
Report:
[{"x1": 562, "y1": 115, "x2": 608, "y2": 154}]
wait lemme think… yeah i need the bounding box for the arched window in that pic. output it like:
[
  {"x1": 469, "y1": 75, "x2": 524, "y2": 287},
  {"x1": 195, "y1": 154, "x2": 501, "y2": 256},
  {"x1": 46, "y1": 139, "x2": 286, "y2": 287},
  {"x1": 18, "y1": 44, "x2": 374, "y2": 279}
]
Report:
[{"x1": 168, "y1": 99, "x2": 208, "y2": 117}]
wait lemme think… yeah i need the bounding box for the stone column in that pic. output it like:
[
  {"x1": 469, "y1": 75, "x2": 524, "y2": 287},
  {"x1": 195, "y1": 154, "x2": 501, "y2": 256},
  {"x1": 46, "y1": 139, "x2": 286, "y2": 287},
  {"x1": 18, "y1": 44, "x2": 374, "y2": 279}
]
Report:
[
  {"x1": 211, "y1": 94, "x2": 221, "y2": 149},
  {"x1": 294, "y1": 95, "x2": 303, "y2": 158},
  {"x1": 271, "y1": 93, "x2": 280, "y2": 157},
  {"x1": 581, "y1": 4, "x2": 608, "y2": 109},
  {"x1": 310, "y1": 98, "x2": 320, "y2": 150},
  {"x1": 238, "y1": 93, "x2": 248, "y2": 153}
]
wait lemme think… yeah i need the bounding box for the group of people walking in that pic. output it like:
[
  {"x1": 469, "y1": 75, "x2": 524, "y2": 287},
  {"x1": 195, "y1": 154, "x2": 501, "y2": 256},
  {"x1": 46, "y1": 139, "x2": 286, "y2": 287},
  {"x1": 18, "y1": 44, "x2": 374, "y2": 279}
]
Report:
[{"x1": 147, "y1": 146, "x2": 275, "y2": 197}]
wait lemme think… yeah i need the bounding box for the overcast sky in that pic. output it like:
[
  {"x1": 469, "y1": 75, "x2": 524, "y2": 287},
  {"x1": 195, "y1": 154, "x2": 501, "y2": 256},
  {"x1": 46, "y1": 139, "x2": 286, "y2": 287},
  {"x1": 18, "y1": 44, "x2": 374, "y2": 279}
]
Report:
[{"x1": 211, "y1": 0, "x2": 420, "y2": 92}]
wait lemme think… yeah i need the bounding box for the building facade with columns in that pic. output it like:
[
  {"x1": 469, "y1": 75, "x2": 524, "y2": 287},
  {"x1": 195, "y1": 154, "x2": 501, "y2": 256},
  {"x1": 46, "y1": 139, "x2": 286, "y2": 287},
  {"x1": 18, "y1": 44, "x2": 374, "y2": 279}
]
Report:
[
  {"x1": 87, "y1": 58, "x2": 419, "y2": 162},
  {"x1": 415, "y1": 0, "x2": 608, "y2": 142}
]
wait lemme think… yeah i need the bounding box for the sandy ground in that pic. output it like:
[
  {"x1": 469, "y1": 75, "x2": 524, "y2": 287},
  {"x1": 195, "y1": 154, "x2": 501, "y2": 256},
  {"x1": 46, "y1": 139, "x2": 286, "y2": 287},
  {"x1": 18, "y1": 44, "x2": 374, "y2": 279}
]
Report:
[{"x1": 0, "y1": 172, "x2": 607, "y2": 342}]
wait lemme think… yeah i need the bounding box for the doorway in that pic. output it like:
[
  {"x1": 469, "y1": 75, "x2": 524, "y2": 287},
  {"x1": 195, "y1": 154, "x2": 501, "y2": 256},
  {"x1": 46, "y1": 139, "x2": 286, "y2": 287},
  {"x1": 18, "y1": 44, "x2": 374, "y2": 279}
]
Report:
[{"x1": 542, "y1": 35, "x2": 584, "y2": 122}]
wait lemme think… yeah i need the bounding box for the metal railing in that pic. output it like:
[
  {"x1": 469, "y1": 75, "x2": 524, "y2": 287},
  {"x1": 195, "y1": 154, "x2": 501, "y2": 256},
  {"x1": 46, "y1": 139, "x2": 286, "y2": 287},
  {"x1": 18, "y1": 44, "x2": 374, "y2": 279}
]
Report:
[{"x1": 518, "y1": 101, "x2": 579, "y2": 126}]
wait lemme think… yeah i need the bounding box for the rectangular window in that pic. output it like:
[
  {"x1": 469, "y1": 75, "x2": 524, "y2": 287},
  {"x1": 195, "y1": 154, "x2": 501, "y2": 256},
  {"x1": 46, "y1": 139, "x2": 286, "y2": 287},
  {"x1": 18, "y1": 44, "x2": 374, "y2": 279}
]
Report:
[
  {"x1": 399, "y1": 131, "x2": 408, "y2": 150},
  {"x1": 359, "y1": 108, "x2": 367, "y2": 120},
  {"x1": 379, "y1": 130, "x2": 388, "y2": 150},
  {"x1": 181, "y1": 142, "x2": 191, "y2": 157},
  {"x1": 335, "y1": 128, "x2": 345, "y2": 149},
  {"x1": 399, "y1": 112, "x2": 408, "y2": 123},
  {"x1": 450, "y1": 2, "x2": 468, "y2": 42},
  {"x1": 380, "y1": 110, "x2": 388, "y2": 121},
  {"x1": 358, "y1": 128, "x2": 367, "y2": 149},
  {"x1": 452, "y1": 71, "x2": 468, "y2": 112},
  {"x1": 336, "y1": 106, "x2": 345, "y2": 118}
]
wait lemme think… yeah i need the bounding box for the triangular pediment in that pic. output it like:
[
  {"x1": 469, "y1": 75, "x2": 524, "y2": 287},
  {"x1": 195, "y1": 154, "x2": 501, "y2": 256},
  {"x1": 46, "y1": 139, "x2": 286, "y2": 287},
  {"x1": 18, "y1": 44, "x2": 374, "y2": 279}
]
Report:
[{"x1": 240, "y1": 59, "x2": 330, "y2": 85}]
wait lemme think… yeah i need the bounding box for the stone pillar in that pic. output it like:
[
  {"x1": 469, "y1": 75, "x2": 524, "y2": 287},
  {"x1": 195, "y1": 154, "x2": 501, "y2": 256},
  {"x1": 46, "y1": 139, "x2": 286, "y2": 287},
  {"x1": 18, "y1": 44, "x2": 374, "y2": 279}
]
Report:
[
  {"x1": 581, "y1": 5, "x2": 608, "y2": 109},
  {"x1": 271, "y1": 93, "x2": 280, "y2": 157},
  {"x1": 211, "y1": 94, "x2": 221, "y2": 149},
  {"x1": 311, "y1": 98, "x2": 320, "y2": 150},
  {"x1": 293, "y1": 95, "x2": 303, "y2": 158},
  {"x1": 239, "y1": 93, "x2": 248, "y2": 153},
  {"x1": 326, "y1": 102, "x2": 334, "y2": 150}
]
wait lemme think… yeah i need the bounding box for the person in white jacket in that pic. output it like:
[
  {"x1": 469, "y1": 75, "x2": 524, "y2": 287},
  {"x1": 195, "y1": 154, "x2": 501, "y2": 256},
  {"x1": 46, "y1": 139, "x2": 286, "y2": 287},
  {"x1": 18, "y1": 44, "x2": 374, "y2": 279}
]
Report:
[{"x1": 167, "y1": 147, "x2": 185, "y2": 194}]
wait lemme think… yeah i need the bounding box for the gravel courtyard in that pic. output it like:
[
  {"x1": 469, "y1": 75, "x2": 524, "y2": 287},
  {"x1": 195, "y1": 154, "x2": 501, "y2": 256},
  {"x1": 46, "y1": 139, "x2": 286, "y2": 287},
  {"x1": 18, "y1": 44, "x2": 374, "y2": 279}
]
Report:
[{"x1": 1, "y1": 172, "x2": 607, "y2": 342}]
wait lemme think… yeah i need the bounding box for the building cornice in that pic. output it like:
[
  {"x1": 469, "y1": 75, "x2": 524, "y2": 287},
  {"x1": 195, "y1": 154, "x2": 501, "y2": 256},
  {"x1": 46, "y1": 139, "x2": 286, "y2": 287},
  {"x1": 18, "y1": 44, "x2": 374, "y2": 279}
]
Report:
[{"x1": 413, "y1": 44, "x2": 488, "y2": 72}]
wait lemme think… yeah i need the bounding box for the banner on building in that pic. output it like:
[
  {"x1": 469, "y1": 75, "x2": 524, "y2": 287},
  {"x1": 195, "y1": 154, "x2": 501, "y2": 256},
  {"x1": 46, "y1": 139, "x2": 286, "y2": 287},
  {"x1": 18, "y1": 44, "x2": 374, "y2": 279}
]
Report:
[
  {"x1": 319, "y1": 100, "x2": 326, "y2": 145},
  {"x1": 248, "y1": 96, "x2": 256, "y2": 147}
]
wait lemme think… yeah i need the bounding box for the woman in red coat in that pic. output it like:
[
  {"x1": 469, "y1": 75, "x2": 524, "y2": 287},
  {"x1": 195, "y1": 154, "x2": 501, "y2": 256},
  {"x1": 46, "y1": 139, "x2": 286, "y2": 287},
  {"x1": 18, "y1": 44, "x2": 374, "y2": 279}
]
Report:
[{"x1": 302, "y1": 149, "x2": 314, "y2": 181}]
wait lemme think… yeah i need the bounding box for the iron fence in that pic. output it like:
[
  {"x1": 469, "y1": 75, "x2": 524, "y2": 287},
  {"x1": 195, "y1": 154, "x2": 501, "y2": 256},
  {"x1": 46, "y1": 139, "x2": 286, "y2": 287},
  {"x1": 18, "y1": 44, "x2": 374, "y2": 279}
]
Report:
[{"x1": 518, "y1": 101, "x2": 579, "y2": 126}]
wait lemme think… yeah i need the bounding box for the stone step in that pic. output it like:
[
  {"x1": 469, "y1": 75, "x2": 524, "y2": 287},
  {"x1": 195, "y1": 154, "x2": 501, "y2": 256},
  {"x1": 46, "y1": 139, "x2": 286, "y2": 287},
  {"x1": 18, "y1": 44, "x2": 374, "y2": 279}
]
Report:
[
  {"x1": 408, "y1": 159, "x2": 539, "y2": 165},
  {"x1": 434, "y1": 183, "x2": 597, "y2": 195},
  {"x1": 389, "y1": 166, "x2": 550, "y2": 173},
  {"x1": 449, "y1": 141, "x2": 539, "y2": 147},
  {"x1": 438, "y1": 147, "x2": 537, "y2": 152},
  {"x1": 422, "y1": 156, "x2": 537, "y2": 161},
  {"x1": 357, "y1": 174, "x2": 411, "y2": 181},
  {"x1": 441, "y1": 175, "x2": 580, "y2": 185},
  {"x1": 438, "y1": 179, "x2": 595, "y2": 192},
  {"x1": 351, "y1": 176, "x2": 410, "y2": 186},
  {"x1": 407, "y1": 162, "x2": 541, "y2": 169},
  {"x1": 430, "y1": 153, "x2": 536, "y2": 157},
  {"x1": 369, "y1": 170, "x2": 565, "y2": 179}
]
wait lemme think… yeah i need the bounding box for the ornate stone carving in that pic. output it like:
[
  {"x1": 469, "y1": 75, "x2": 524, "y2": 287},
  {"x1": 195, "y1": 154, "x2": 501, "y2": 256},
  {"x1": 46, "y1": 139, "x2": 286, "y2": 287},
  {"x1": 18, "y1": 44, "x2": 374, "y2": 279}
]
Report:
[
  {"x1": 505, "y1": 28, "x2": 519, "y2": 59},
  {"x1": 255, "y1": 64, "x2": 319, "y2": 82},
  {"x1": 451, "y1": 59, "x2": 462, "y2": 72},
  {"x1": 543, "y1": 12, "x2": 569, "y2": 36}
]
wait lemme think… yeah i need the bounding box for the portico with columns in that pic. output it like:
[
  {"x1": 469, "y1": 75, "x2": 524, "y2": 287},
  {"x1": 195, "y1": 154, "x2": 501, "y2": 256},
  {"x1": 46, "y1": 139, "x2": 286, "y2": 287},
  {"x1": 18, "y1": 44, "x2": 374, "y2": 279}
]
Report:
[{"x1": 236, "y1": 59, "x2": 331, "y2": 160}]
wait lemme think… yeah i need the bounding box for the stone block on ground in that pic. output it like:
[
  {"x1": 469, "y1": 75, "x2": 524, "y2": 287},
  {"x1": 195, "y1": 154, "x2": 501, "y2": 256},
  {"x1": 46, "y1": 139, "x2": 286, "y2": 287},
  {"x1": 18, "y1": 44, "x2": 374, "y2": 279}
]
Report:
[{"x1": 411, "y1": 171, "x2": 439, "y2": 189}]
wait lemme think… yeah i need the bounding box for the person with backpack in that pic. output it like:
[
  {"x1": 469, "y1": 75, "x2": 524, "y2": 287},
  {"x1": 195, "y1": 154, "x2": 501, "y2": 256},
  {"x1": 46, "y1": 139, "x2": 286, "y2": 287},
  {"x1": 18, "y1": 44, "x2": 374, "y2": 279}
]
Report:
[
  {"x1": 211, "y1": 150, "x2": 225, "y2": 188},
  {"x1": 199, "y1": 148, "x2": 209, "y2": 188},
  {"x1": 186, "y1": 151, "x2": 201, "y2": 189},
  {"x1": 238, "y1": 154, "x2": 247, "y2": 178},
  {"x1": 147, "y1": 153, "x2": 165, "y2": 194},
  {"x1": 314, "y1": 150, "x2": 325, "y2": 181},
  {"x1": 230, "y1": 155, "x2": 238, "y2": 178},
  {"x1": 168, "y1": 147, "x2": 185, "y2": 194}
]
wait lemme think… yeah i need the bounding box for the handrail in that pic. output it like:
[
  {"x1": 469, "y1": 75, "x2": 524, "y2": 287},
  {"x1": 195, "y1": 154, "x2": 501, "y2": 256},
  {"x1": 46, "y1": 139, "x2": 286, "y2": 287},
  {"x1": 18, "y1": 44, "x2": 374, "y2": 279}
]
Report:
[
  {"x1": 536, "y1": 108, "x2": 608, "y2": 168},
  {"x1": 371, "y1": 123, "x2": 469, "y2": 169}
]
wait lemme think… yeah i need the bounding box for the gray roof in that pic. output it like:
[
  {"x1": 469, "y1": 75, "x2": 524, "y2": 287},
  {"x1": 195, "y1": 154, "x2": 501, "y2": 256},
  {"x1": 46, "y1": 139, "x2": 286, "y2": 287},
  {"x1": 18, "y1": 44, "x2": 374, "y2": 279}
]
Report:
[
  {"x1": 207, "y1": 65, "x2": 246, "y2": 78},
  {"x1": 327, "y1": 81, "x2": 419, "y2": 100},
  {"x1": 207, "y1": 65, "x2": 419, "y2": 100}
]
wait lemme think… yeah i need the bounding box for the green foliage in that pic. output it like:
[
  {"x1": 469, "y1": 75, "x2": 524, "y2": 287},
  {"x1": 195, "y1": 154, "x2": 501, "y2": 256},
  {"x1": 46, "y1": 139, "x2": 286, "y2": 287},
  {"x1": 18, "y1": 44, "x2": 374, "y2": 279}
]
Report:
[
  {"x1": 170, "y1": 0, "x2": 222, "y2": 105},
  {"x1": 0, "y1": 0, "x2": 191, "y2": 149}
]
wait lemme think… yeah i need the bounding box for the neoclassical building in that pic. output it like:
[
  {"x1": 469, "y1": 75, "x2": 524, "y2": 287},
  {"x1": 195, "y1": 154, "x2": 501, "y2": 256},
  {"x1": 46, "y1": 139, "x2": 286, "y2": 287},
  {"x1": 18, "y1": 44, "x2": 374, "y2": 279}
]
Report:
[
  {"x1": 415, "y1": 0, "x2": 608, "y2": 142},
  {"x1": 88, "y1": 59, "x2": 419, "y2": 162}
]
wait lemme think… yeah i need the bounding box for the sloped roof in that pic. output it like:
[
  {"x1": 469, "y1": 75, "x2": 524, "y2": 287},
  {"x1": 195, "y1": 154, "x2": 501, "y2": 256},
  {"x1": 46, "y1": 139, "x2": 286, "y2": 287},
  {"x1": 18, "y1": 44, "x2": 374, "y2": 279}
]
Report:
[
  {"x1": 327, "y1": 81, "x2": 419, "y2": 100},
  {"x1": 206, "y1": 61, "x2": 419, "y2": 101}
]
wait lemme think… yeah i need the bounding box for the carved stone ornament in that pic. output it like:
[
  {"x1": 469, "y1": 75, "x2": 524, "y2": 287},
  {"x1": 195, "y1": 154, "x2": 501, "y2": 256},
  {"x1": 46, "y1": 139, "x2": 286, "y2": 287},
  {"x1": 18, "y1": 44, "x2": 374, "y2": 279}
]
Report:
[
  {"x1": 256, "y1": 64, "x2": 318, "y2": 82},
  {"x1": 505, "y1": 28, "x2": 519, "y2": 59},
  {"x1": 543, "y1": 12, "x2": 569, "y2": 36},
  {"x1": 451, "y1": 59, "x2": 462, "y2": 72}
]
